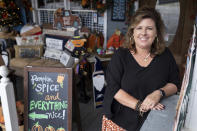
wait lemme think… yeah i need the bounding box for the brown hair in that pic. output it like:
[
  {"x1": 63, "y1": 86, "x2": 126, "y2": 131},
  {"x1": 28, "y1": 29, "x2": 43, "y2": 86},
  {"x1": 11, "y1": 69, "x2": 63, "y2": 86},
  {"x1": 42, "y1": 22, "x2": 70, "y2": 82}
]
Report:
[{"x1": 121, "y1": 6, "x2": 166, "y2": 55}]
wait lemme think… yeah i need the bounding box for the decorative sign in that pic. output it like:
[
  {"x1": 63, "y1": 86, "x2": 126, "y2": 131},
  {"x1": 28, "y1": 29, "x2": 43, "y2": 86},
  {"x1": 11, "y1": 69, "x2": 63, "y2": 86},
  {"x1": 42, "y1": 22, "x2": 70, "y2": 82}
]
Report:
[
  {"x1": 60, "y1": 51, "x2": 74, "y2": 67},
  {"x1": 111, "y1": 0, "x2": 126, "y2": 21},
  {"x1": 65, "y1": 40, "x2": 75, "y2": 52},
  {"x1": 44, "y1": 34, "x2": 70, "y2": 51},
  {"x1": 14, "y1": 45, "x2": 44, "y2": 58},
  {"x1": 24, "y1": 67, "x2": 72, "y2": 131},
  {"x1": 44, "y1": 48, "x2": 63, "y2": 60},
  {"x1": 46, "y1": 38, "x2": 63, "y2": 50}
]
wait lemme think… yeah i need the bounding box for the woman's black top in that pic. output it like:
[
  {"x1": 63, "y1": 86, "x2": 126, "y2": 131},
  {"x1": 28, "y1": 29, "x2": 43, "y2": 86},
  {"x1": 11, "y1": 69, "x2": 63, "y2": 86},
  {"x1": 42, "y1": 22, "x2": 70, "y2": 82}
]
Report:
[{"x1": 103, "y1": 47, "x2": 180, "y2": 131}]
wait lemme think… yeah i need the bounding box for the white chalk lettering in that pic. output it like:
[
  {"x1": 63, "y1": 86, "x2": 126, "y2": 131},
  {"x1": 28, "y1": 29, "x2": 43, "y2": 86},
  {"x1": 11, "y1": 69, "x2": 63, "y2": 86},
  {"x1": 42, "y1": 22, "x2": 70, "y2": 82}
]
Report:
[
  {"x1": 35, "y1": 83, "x2": 59, "y2": 93},
  {"x1": 31, "y1": 75, "x2": 53, "y2": 85}
]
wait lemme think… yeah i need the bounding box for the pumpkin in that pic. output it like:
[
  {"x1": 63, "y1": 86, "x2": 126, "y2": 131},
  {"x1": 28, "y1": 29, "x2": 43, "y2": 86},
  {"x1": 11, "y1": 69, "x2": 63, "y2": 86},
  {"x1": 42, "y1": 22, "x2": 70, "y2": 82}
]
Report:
[
  {"x1": 31, "y1": 122, "x2": 43, "y2": 131},
  {"x1": 56, "y1": 127, "x2": 65, "y2": 131},
  {"x1": 44, "y1": 125, "x2": 55, "y2": 131},
  {"x1": 0, "y1": 106, "x2": 4, "y2": 124},
  {"x1": 96, "y1": 2, "x2": 105, "y2": 9},
  {"x1": 16, "y1": 101, "x2": 24, "y2": 114},
  {"x1": 82, "y1": 0, "x2": 89, "y2": 8}
]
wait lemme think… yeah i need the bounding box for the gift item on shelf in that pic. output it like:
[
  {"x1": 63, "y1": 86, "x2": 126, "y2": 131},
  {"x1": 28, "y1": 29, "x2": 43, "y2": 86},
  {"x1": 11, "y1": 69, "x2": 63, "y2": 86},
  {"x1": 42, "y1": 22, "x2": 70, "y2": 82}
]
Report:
[
  {"x1": 92, "y1": 56, "x2": 106, "y2": 108},
  {"x1": 45, "y1": 34, "x2": 70, "y2": 51},
  {"x1": 65, "y1": 36, "x2": 87, "y2": 58},
  {"x1": 107, "y1": 29, "x2": 124, "y2": 49},
  {"x1": 60, "y1": 50, "x2": 75, "y2": 67},
  {"x1": 53, "y1": 8, "x2": 82, "y2": 30},
  {"x1": 20, "y1": 25, "x2": 42, "y2": 36},
  {"x1": 14, "y1": 45, "x2": 43, "y2": 58},
  {"x1": 87, "y1": 32, "x2": 104, "y2": 52},
  {"x1": 15, "y1": 34, "x2": 43, "y2": 46},
  {"x1": 43, "y1": 48, "x2": 63, "y2": 60}
]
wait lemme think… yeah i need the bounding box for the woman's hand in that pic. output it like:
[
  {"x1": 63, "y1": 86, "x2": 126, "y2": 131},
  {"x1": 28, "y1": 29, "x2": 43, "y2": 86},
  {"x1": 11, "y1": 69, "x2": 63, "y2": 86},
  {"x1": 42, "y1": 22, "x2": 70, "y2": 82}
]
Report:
[
  {"x1": 140, "y1": 90, "x2": 162, "y2": 112},
  {"x1": 152, "y1": 103, "x2": 165, "y2": 110}
]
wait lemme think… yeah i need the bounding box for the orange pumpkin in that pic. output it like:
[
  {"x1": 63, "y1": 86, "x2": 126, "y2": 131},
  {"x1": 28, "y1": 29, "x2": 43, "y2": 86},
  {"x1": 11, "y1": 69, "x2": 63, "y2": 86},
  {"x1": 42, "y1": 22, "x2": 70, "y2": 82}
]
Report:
[
  {"x1": 97, "y1": 2, "x2": 105, "y2": 9},
  {"x1": 0, "y1": 106, "x2": 4, "y2": 124},
  {"x1": 56, "y1": 127, "x2": 65, "y2": 131},
  {"x1": 31, "y1": 122, "x2": 43, "y2": 131},
  {"x1": 16, "y1": 101, "x2": 24, "y2": 114},
  {"x1": 82, "y1": 0, "x2": 90, "y2": 8},
  {"x1": 44, "y1": 125, "x2": 55, "y2": 131}
]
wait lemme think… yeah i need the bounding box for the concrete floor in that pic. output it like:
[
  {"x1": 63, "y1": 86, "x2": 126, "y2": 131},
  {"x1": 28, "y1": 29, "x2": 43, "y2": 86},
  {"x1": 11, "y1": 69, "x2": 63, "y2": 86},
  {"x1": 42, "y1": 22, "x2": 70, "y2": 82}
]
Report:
[{"x1": 72, "y1": 100, "x2": 103, "y2": 131}]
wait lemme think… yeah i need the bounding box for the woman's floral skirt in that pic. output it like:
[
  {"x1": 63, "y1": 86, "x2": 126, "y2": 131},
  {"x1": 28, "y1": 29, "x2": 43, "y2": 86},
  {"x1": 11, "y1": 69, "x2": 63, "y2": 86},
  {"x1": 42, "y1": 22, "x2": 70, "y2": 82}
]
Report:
[{"x1": 102, "y1": 115, "x2": 126, "y2": 131}]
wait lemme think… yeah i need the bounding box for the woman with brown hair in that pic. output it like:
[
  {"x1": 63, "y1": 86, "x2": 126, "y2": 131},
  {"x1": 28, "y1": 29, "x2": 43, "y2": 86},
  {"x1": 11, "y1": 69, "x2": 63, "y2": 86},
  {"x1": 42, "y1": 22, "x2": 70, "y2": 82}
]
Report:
[{"x1": 102, "y1": 6, "x2": 180, "y2": 131}]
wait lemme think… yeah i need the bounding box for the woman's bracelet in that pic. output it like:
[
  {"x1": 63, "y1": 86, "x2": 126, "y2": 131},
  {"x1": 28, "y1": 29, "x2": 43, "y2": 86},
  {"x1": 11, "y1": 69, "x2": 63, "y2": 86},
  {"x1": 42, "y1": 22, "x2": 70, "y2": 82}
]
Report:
[
  {"x1": 135, "y1": 100, "x2": 144, "y2": 117},
  {"x1": 159, "y1": 89, "x2": 166, "y2": 98},
  {"x1": 135, "y1": 100, "x2": 142, "y2": 111}
]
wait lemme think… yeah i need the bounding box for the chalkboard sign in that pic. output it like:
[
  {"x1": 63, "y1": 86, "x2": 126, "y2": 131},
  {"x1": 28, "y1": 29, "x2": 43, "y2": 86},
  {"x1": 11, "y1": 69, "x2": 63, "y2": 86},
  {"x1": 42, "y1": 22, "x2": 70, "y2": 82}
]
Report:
[
  {"x1": 111, "y1": 0, "x2": 126, "y2": 21},
  {"x1": 24, "y1": 66, "x2": 72, "y2": 131}
]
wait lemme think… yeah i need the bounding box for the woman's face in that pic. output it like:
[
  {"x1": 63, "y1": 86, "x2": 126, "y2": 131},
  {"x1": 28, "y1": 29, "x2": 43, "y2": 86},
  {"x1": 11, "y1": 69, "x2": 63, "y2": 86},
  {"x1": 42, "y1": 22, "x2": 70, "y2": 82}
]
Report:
[{"x1": 133, "y1": 18, "x2": 157, "y2": 50}]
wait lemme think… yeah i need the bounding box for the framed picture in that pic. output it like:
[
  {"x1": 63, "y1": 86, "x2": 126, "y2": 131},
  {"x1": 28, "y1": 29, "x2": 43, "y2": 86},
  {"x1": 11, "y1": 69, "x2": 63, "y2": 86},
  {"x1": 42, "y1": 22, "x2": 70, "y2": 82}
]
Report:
[{"x1": 111, "y1": 0, "x2": 126, "y2": 21}]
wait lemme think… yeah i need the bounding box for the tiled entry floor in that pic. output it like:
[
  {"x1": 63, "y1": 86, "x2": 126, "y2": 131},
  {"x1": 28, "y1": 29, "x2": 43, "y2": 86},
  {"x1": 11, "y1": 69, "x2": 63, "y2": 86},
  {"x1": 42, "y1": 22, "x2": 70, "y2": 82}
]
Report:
[{"x1": 73, "y1": 99, "x2": 103, "y2": 131}]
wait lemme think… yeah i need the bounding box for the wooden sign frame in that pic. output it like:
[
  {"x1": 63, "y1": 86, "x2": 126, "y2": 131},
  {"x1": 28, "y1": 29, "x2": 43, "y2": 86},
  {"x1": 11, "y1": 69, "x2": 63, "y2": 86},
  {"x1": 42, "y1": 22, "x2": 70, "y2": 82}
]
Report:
[{"x1": 24, "y1": 66, "x2": 72, "y2": 131}]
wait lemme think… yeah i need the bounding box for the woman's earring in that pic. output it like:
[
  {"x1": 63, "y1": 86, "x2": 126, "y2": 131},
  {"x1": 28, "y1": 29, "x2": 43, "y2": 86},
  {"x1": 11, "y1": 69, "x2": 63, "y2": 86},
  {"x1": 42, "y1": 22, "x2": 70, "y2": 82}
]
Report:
[
  {"x1": 155, "y1": 37, "x2": 158, "y2": 44},
  {"x1": 130, "y1": 36, "x2": 133, "y2": 42}
]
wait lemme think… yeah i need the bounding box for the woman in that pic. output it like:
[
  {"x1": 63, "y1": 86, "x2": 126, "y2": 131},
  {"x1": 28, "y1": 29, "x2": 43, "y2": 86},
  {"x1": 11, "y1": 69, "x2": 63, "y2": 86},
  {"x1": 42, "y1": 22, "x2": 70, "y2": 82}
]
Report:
[{"x1": 102, "y1": 6, "x2": 180, "y2": 131}]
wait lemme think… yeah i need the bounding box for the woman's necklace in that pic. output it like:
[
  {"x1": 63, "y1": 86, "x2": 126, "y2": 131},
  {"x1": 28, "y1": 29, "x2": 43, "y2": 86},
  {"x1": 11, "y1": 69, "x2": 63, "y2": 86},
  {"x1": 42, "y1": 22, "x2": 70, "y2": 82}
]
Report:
[
  {"x1": 130, "y1": 51, "x2": 151, "y2": 62},
  {"x1": 143, "y1": 53, "x2": 151, "y2": 62}
]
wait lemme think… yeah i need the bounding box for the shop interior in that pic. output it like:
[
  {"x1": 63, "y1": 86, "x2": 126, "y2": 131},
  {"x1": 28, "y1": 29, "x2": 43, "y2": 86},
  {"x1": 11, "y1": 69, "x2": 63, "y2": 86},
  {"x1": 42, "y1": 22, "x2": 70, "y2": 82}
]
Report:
[{"x1": 0, "y1": 0, "x2": 196, "y2": 131}]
